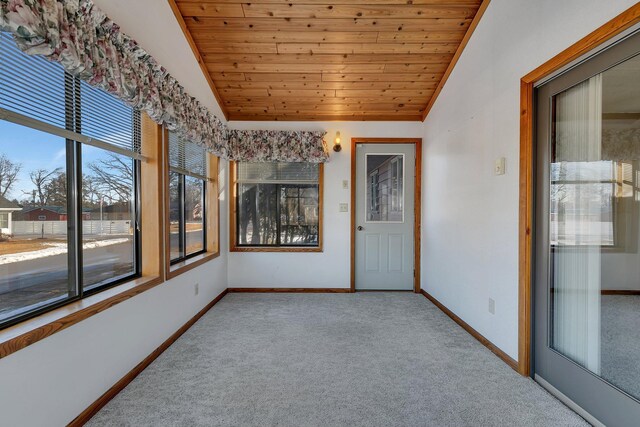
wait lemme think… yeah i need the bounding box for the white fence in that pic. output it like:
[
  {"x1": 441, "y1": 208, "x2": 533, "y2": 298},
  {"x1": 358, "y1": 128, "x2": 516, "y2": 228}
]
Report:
[{"x1": 12, "y1": 220, "x2": 133, "y2": 236}]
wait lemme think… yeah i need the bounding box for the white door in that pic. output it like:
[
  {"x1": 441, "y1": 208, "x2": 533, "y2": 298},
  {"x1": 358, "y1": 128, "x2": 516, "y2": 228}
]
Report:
[{"x1": 355, "y1": 143, "x2": 415, "y2": 290}]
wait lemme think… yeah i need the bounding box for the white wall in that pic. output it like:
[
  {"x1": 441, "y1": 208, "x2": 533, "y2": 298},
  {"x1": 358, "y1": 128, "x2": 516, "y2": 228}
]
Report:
[
  {"x1": 227, "y1": 121, "x2": 423, "y2": 289},
  {"x1": 421, "y1": 0, "x2": 639, "y2": 360}
]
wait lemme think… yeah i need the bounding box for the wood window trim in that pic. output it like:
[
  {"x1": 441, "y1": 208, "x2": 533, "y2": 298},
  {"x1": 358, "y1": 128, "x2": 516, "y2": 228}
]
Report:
[
  {"x1": 0, "y1": 113, "x2": 165, "y2": 359},
  {"x1": 350, "y1": 137, "x2": 422, "y2": 293},
  {"x1": 164, "y1": 130, "x2": 221, "y2": 279},
  {"x1": 229, "y1": 161, "x2": 324, "y2": 253},
  {"x1": 518, "y1": 3, "x2": 640, "y2": 377}
]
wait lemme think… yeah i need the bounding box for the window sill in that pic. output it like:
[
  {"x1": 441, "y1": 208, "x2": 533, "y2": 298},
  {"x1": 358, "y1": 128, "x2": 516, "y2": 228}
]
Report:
[
  {"x1": 0, "y1": 275, "x2": 163, "y2": 359},
  {"x1": 167, "y1": 251, "x2": 220, "y2": 280},
  {"x1": 230, "y1": 246, "x2": 323, "y2": 253}
]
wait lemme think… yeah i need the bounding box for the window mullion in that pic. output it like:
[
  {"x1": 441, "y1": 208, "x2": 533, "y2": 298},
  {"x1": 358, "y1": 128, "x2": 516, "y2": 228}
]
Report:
[
  {"x1": 202, "y1": 179, "x2": 207, "y2": 251},
  {"x1": 180, "y1": 174, "x2": 186, "y2": 258},
  {"x1": 64, "y1": 72, "x2": 81, "y2": 297},
  {"x1": 276, "y1": 184, "x2": 281, "y2": 246}
]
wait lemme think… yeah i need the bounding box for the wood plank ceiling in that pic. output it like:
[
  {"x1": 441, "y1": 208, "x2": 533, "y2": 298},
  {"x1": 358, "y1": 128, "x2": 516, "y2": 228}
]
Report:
[{"x1": 170, "y1": 0, "x2": 485, "y2": 121}]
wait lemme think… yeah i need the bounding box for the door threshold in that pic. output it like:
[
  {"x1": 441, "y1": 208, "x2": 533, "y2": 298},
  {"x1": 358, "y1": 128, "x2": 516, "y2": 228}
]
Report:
[{"x1": 535, "y1": 374, "x2": 604, "y2": 427}]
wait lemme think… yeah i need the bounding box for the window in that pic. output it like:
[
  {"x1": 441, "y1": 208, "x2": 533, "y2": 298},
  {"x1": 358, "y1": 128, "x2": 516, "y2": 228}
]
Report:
[
  {"x1": 168, "y1": 131, "x2": 207, "y2": 263},
  {"x1": 366, "y1": 154, "x2": 404, "y2": 222},
  {"x1": 0, "y1": 213, "x2": 8, "y2": 229},
  {"x1": 231, "y1": 162, "x2": 322, "y2": 250},
  {"x1": 0, "y1": 33, "x2": 140, "y2": 328},
  {"x1": 550, "y1": 161, "x2": 617, "y2": 246}
]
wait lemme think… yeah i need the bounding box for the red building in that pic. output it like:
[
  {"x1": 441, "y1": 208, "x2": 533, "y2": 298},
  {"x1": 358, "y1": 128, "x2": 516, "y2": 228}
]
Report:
[{"x1": 15, "y1": 206, "x2": 91, "y2": 221}]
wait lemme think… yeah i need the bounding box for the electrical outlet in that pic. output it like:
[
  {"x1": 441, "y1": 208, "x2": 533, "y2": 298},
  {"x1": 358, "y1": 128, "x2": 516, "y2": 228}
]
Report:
[
  {"x1": 342, "y1": 180, "x2": 349, "y2": 189},
  {"x1": 488, "y1": 298, "x2": 495, "y2": 315},
  {"x1": 195, "y1": 283, "x2": 199, "y2": 296},
  {"x1": 339, "y1": 203, "x2": 348, "y2": 212}
]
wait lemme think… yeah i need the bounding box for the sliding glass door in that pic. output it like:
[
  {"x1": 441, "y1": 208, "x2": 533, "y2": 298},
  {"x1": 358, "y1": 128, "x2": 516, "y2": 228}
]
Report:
[{"x1": 534, "y1": 31, "x2": 640, "y2": 426}]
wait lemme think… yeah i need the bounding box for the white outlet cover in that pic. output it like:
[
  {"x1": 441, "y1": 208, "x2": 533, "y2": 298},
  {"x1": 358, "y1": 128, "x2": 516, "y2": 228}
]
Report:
[
  {"x1": 494, "y1": 157, "x2": 506, "y2": 175},
  {"x1": 339, "y1": 203, "x2": 349, "y2": 212},
  {"x1": 342, "y1": 180, "x2": 349, "y2": 189},
  {"x1": 488, "y1": 298, "x2": 495, "y2": 314}
]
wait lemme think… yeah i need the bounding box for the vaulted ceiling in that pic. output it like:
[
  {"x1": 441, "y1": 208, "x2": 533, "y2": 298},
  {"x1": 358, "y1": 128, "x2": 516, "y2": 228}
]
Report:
[{"x1": 170, "y1": 0, "x2": 486, "y2": 121}]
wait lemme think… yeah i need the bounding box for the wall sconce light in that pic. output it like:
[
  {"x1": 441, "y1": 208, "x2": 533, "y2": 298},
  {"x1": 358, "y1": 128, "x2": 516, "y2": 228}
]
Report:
[{"x1": 333, "y1": 131, "x2": 342, "y2": 152}]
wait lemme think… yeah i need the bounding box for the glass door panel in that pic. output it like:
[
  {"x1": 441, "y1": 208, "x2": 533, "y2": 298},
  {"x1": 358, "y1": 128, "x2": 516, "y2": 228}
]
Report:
[{"x1": 535, "y1": 32, "x2": 640, "y2": 427}]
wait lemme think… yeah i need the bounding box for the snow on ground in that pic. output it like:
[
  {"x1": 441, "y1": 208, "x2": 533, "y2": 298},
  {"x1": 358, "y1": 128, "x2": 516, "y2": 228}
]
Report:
[{"x1": 0, "y1": 238, "x2": 130, "y2": 265}]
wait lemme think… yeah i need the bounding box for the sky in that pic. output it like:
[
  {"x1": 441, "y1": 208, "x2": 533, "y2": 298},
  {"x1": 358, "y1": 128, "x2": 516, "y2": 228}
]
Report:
[
  {"x1": 0, "y1": 120, "x2": 132, "y2": 202},
  {"x1": 0, "y1": 32, "x2": 136, "y2": 202}
]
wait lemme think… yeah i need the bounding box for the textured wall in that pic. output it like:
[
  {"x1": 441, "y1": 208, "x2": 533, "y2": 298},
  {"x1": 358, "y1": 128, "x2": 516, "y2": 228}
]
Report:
[{"x1": 421, "y1": 0, "x2": 639, "y2": 359}]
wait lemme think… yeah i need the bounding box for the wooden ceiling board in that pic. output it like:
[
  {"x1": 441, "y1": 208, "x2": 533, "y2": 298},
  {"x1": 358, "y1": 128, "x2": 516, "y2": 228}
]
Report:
[
  {"x1": 214, "y1": 81, "x2": 440, "y2": 90},
  {"x1": 201, "y1": 53, "x2": 454, "y2": 64},
  {"x1": 181, "y1": 0, "x2": 481, "y2": 5},
  {"x1": 185, "y1": 18, "x2": 474, "y2": 32},
  {"x1": 223, "y1": 96, "x2": 429, "y2": 105},
  {"x1": 171, "y1": 0, "x2": 488, "y2": 121}
]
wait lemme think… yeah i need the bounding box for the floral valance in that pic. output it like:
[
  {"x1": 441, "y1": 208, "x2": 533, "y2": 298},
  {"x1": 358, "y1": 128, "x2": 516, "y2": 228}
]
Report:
[
  {"x1": 0, "y1": 0, "x2": 228, "y2": 158},
  {"x1": 0, "y1": 0, "x2": 329, "y2": 163},
  {"x1": 228, "y1": 130, "x2": 329, "y2": 163}
]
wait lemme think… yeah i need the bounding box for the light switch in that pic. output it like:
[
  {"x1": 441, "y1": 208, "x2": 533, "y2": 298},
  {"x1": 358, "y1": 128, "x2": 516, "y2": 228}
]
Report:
[
  {"x1": 339, "y1": 203, "x2": 349, "y2": 212},
  {"x1": 342, "y1": 180, "x2": 349, "y2": 189},
  {"x1": 494, "y1": 157, "x2": 506, "y2": 175}
]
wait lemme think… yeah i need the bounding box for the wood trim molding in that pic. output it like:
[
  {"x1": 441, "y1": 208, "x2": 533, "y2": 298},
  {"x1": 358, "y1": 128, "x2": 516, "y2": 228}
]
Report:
[
  {"x1": 166, "y1": 0, "x2": 229, "y2": 121},
  {"x1": 420, "y1": 289, "x2": 518, "y2": 372},
  {"x1": 207, "y1": 155, "x2": 221, "y2": 258},
  {"x1": 167, "y1": 252, "x2": 220, "y2": 280},
  {"x1": 350, "y1": 138, "x2": 422, "y2": 293},
  {"x1": 228, "y1": 161, "x2": 324, "y2": 252},
  {"x1": 228, "y1": 288, "x2": 350, "y2": 293},
  {"x1": 421, "y1": 0, "x2": 491, "y2": 121},
  {"x1": 141, "y1": 113, "x2": 166, "y2": 280},
  {"x1": 0, "y1": 276, "x2": 162, "y2": 359},
  {"x1": 68, "y1": 288, "x2": 229, "y2": 426},
  {"x1": 518, "y1": 3, "x2": 640, "y2": 377}
]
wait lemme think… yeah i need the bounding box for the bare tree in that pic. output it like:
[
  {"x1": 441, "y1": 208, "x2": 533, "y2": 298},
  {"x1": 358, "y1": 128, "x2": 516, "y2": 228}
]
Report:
[
  {"x1": 45, "y1": 172, "x2": 67, "y2": 207},
  {"x1": 24, "y1": 168, "x2": 62, "y2": 206},
  {"x1": 82, "y1": 175, "x2": 101, "y2": 208},
  {"x1": 88, "y1": 154, "x2": 133, "y2": 202},
  {"x1": 0, "y1": 153, "x2": 22, "y2": 198}
]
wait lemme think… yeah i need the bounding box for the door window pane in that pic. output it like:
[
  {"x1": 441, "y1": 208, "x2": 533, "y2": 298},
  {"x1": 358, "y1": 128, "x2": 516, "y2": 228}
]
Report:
[
  {"x1": 184, "y1": 176, "x2": 204, "y2": 255},
  {"x1": 366, "y1": 154, "x2": 404, "y2": 222},
  {"x1": 0, "y1": 121, "x2": 73, "y2": 322},
  {"x1": 81, "y1": 146, "x2": 136, "y2": 290},
  {"x1": 549, "y1": 53, "x2": 640, "y2": 400}
]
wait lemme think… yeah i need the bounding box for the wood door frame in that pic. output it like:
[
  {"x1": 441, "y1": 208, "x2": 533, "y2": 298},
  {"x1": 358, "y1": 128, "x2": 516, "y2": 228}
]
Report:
[
  {"x1": 518, "y1": 4, "x2": 640, "y2": 377},
  {"x1": 350, "y1": 138, "x2": 422, "y2": 293}
]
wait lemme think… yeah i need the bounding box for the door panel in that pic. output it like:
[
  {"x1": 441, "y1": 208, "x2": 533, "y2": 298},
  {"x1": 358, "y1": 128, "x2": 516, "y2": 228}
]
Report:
[
  {"x1": 534, "y1": 31, "x2": 640, "y2": 427},
  {"x1": 355, "y1": 143, "x2": 414, "y2": 290}
]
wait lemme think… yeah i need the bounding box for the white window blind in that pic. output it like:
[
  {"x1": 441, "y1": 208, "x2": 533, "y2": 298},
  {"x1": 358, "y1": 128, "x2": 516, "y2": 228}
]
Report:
[
  {"x1": 0, "y1": 32, "x2": 142, "y2": 159},
  {"x1": 237, "y1": 162, "x2": 319, "y2": 184},
  {"x1": 168, "y1": 131, "x2": 208, "y2": 179}
]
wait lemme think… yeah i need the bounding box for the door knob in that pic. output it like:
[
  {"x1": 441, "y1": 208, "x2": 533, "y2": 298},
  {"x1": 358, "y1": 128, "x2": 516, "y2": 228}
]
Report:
[{"x1": 357, "y1": 226, "x2": 364, "y2": 231}]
